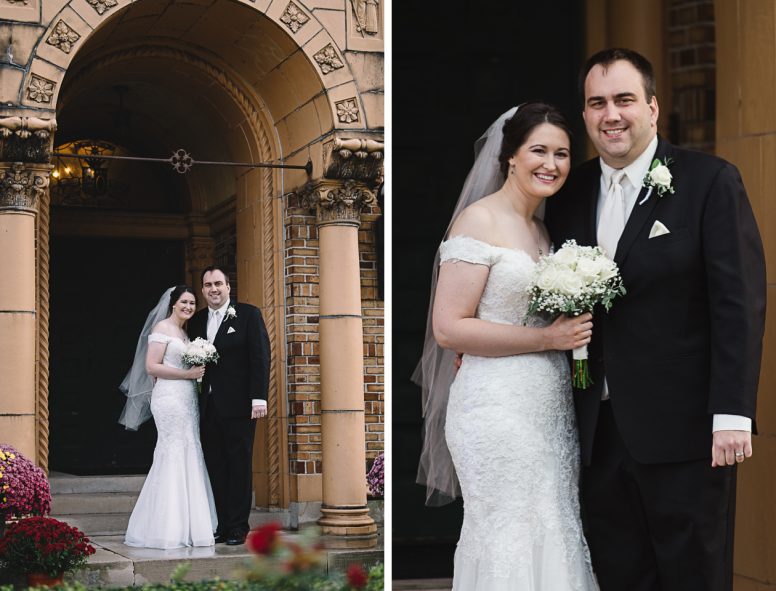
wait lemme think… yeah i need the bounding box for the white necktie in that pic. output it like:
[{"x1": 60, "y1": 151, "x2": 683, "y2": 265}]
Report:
[
  {"x1": 207, "y1": 309, "x2": 221, "y2": 342},
  {"x1": 598, "y1": 169, "x2": 627, "y2": 259}
]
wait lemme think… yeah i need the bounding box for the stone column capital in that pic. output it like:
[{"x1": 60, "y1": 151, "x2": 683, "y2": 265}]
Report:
[
  {"x1": 0, "y1": 162, "x2": 52, "y2": 213},
  {"x1": 301, "y1": 179, "x2": 376, "y2": 227},
  {"x1": 0, "y1": 117, "x2": 57, "y2": 164},
  {"x1": 323, "y1": 135, "x2": 384, "y2": 186}
]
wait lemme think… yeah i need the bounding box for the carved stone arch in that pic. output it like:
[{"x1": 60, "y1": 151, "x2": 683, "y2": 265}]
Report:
[{"x1": 24, "y1": 0, "x2": 365, "y2": 135}]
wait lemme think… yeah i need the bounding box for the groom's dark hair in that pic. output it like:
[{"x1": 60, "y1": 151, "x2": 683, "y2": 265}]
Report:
[
  {"x1": 580, "y1": 48, "x2": 657, "y2": 102},
  {"x1": 201, "y1": 265, "x2": 231, "y2": 285}
]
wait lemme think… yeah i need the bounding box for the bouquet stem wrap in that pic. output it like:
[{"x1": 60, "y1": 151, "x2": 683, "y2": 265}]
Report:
[
  {"x1": 527, "y1": 240, "x2": 626, "y2": 390},
  {"x1": 572, "y1": 344, "x2": 591, "y2": 389}
]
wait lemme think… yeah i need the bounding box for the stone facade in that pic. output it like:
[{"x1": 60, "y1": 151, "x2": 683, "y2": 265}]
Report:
[
  {"x1": 0, "y1": 0, "x2": 383, "y2": 534},
  {"x1": 668, "y1": 0, "x2": 717, "y2": 152}
]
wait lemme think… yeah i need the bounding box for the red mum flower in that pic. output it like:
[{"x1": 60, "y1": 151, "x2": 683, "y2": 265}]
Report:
[
  {"x1": 246, "y1": 522, "x2": 282, "y2": 555},
  {"x1": 346, "y1": 563, "x2": 368, "y2": 589}
]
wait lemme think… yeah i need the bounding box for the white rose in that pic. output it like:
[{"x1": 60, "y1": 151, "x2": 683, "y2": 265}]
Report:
[
  {"x1": 536, "y1": 266, "x2": 562, "y2": 291},
  {"x1": 649, "y1": 164, "x2": 672, "y2": 187},
  {"x1": 575, "y1": 257, "x2": 600, "y2": 283},
  {"x1": 553, "y1": 246, "x2": 578, "y2": 266},
  {"x1": 556, "y1": 268, "x2": 584, "y2": 296}
]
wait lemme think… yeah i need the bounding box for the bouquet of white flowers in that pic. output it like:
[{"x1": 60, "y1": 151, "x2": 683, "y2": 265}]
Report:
[
  {"x1": 527, "y1": 240, "x2": 626, "y2": 388},
  {"x1": 182, "y1": 337, "x2": 219, "y2": 393}
]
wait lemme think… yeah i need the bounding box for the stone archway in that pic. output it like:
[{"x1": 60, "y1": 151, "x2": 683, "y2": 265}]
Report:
[{"x1": 1, "y1": 0, "x2": 383, "y2": 531}]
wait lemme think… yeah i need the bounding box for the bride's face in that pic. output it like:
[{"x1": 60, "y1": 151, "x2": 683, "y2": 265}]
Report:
[
  {"x1": 508, "y1": 123, "x2": 571, "y2": 200},
  {"x1": 202, "y1": 269, "x2": 231, "y2": 309},
  {"x1": 172, "y1": 292, "x2": 196, "y2": 320}
]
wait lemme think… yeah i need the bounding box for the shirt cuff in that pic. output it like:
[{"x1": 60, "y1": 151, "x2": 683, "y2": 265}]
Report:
[
  {"x1": 712, "y1": 414, "x2": 751, "y2": 432},
  {"x1": 252, "y1": 399, "x2": 266, "y2": 408}
]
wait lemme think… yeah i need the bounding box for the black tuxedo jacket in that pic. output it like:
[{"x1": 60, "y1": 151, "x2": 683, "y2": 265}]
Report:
[
  {"x1": 545, "y1": 136, "x2": 766, "y2": 466},
  {"x1": 188, "y1": 301, "x2": 271, "y2": 419}
]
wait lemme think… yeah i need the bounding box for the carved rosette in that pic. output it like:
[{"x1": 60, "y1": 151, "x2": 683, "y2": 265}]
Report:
[
  {"x1": 313, "y1": 44, "x2": 345, "y2": 74},
  {"x1": 46, "y1": 20, "x2": 81, "y2": 54},
  {"x1": 27, "y1": 75, "x2": 56, "y2": 104},
  {"x1": 302, "y1": 179, "x2": 375, "y2": 227},
  {"x1": 87, "y1": 0, "x2": 118, "y2": 14},
  {"x1": 335, "y1": 98, "x2": 359, "y2": 124},
  {"x1": 0, "y1": 117, "x2": 57, "y2": 163},
  {"x1": 0, "y1": 162, "x2": 51, "y2": 212},
  {"x1": 280, "y1": 2, "x2": 310, "y2": 33}
]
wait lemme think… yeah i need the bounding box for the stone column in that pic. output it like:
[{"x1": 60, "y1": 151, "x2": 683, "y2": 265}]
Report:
[
  {"x1": 0, "y1": 116, "x2": 56, "y2": 466},
  {"x1": 0, "y1": 161, "x2": 50, "y2": 460},
  {"x1": 304, "y1": 178, "x2": 377, "y2": 541}
]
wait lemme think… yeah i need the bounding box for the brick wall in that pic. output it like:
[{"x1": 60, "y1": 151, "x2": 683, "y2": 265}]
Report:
[
  {"x1": 284, "y1": 193, "x2": 385, "y2": 479},
  {"x1": 668, "y1": 0, "x2": 716, "y2": 152}
]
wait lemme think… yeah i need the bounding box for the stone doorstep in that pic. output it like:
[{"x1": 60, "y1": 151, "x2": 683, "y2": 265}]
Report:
[
  {"x1": 68, "y1": 530, "x2": 384, "y2": 587},
  {"x1": 391, "y1": 579, "x2": 453, "y2": 591}
]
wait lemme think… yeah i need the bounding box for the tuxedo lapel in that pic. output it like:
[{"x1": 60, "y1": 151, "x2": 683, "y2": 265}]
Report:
[
  {"x1": 213, "y1": 300, "x2": 235, "y2": 345},
  {"x1": 614, "y1": 137, "x2": 673, "y2": 266},
  {"x1": 614, "y1": 185, "x2": 659, "y2": 266}
]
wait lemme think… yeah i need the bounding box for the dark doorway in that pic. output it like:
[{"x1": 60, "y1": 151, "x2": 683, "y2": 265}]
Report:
[{"x1": 49, "y1": 236, "x2": 185, "y2": 474}]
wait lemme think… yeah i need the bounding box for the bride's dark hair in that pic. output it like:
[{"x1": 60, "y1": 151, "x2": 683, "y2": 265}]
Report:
[
  {"x1": 168, "y1": 285, "x2": 196, "y2": 312},
  {"x1": 498, "y1": 101, "x2": 572, "y2": 178}
]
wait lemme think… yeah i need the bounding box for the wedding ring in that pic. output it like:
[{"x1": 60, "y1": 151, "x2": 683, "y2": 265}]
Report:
[{"x1": 735, "y1": 451, "x2": 745, "y2": 458}]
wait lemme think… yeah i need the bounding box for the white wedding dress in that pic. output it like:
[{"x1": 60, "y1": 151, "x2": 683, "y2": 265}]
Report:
[
  {"x1": 443, "y1": 236, "x2": 598, "y2": 590},
  {"x1": 124, "y1": 334, "x2": 217, "y2": 549}
]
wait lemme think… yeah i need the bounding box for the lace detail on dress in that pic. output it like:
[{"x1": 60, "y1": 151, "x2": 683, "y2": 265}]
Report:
[
  {"x1": 124, "y1": 335, "x2": 217, "y2": 549},
  {"x1": 442, "y1": 237, "x2": 598, "y2": 590}
]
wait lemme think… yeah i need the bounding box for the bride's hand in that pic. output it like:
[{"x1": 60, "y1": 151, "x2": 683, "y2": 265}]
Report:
[
  {"x1": 545, "y1": 313, "x2": 593, "y2": 351},
  {"x1": 187, "y1": 365, "x2": 205, "y2": 379}
]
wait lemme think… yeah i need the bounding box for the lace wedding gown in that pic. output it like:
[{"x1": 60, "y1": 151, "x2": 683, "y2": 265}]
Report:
[
  {"x1": 442, "y1": 236, "x2": 598, "y2": 590},
  {"x1": 124, "y1": 334, "x2": 217, "y2": 549}
]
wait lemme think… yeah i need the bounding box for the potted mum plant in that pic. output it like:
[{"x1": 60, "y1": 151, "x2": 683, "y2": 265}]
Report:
[
  {"x1": 367, "y1": 452, "x2": 384, "y2": 498},
  {"x1": 0, "y1": 516, "x2": 95, "y2": 587},
  {"x1": 0, "y1": 444, "x2": 52, "y2": 532}
]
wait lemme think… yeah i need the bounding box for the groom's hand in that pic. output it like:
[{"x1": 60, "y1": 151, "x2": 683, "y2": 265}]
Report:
[
  {"x1": 251, "y1": 403, "x2": 267, "y2": 419},
  {"x1": 711, "y1": 430, "x2": 752, "y2": 467}
]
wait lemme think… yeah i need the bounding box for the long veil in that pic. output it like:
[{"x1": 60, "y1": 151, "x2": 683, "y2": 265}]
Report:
[
  {"x1": 118, "y1": 287, "x2": 174, "y2": 430},
  {"x1": 412, "y1": 106, "x2": 519, "y2": 506}
]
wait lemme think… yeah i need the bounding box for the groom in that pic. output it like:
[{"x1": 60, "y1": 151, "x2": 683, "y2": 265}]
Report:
[
  {"x1": 546, "y1": 48, "x2": 766, "y2": 590},
  {"x1": 188, "y1": 266, "x2": 271, "y2": 546}
]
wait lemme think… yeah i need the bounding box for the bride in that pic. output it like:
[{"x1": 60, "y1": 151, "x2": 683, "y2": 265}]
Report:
[
  {"x1": 415, "y1": 103, "x2": 599, "y2": 589},
  {"x1": 119, "y1": 285, "x2": 217, "y2": 549}
]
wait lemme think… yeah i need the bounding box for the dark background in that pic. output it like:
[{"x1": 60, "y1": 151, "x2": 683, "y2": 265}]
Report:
[
  {"x1": 49, "y1": 237, "x2": 185, "y2": 474},
  {"x1": 392, "y1": 1, "x2": 588, "y2": 579}
]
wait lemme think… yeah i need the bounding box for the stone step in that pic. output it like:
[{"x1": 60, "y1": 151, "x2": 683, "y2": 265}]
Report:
[
  {"x1": 51, "y1": 509, "x2": 294, "y2": 537},
  {"x1": 51, "y1": 491, "x2": 140, "y2": 515},
  {"x1": 49, "y1": 474, "x2": 146, "y2": 494}
]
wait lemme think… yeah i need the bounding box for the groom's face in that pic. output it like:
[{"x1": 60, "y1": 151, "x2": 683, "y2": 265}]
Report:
[
  {"x1": 582, "y1": 59, "x2": 658, "y2": 169},
  {"x1": 202, "y1": 270, "x2": 231, "y2": 309}
]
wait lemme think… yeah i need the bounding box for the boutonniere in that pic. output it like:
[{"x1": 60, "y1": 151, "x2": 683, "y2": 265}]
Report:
[
  {"x1": 640, "y1": 157, "x2": 675, "y2": 204},
  {"x1": 225, "y1": 306, "x2": 237, "y2": 321}
]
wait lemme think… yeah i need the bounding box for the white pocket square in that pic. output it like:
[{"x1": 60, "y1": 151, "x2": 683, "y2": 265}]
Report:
[
  {"x1": 648, "y1": 220, "x2": 670, "y2": 239},
  {"x1": 227, "y1": 326, "x2": 236, "y2": 334}
]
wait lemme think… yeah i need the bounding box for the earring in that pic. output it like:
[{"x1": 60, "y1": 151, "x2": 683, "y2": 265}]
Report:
[{"x1": 509, "y1": 163, "x2": 516, "y2": 175}]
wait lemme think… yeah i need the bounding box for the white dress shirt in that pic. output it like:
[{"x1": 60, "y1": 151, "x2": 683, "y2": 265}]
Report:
[{"x1": 595, "y1": 135, "x2": 750, "y2": 433}]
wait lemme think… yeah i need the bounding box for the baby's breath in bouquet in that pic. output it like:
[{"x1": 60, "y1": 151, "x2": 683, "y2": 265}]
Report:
[
  {"x1": 527, "y1": 240, "x2": 626, "y2": 388},
  {"x1": 182, "y1": 337, "x2": 219, "y2": 393}
]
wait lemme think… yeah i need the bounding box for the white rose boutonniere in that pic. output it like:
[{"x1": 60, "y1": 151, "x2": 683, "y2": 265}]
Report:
[
  {"x1": 225, "y1": 306, "x2": 237, "y2": 321},
  {"x1": 641, "y1": 157, "x2": 675, "y2": 203}
]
